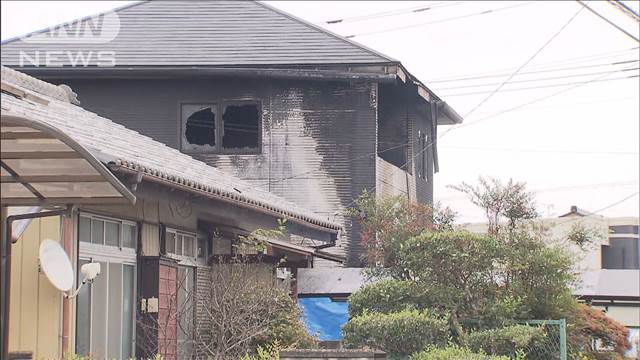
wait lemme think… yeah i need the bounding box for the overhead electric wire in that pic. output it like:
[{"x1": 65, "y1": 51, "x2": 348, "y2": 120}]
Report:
[
  {"x1": 441, "y1": 145, "x2": 639, "y2": 156},
  {"x1": 436, "y1": 65, "x2": 639, "y2": 91},
  {"x1": 450, "y1": 69, "x2": 636, "y2": 132},
  {"x1": 428, "y1": 58, "x2": 639, "y2": 84},
  {"x1": 437, "y1": 181, "x2": 640, "y2": 200},
  {"x1": 553, "y1": 191, "x2": 640, "y2": 226},
  {"x1": 325, "y1": 1, "x2": 467, "y2": 24},
  {"x1": 249, "y1": 66, "x2": 637, "y2": 197},
  {"x1": 463, "y1": 6, "x2": 585, "y2": 118},
  {"x1": 576, "y1": 0, "x2": 640, "y2": 43},
  {"x1": 441, "y1": 72, "x2": 639, "y2": 97},
  {"x1": 344, "y1": 2, "x2": 534, "y2": 38}
]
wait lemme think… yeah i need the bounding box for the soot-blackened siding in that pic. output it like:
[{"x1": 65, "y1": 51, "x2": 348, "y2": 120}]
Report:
[{"x1": 58, "y1": 77, "x2": 377, "y2": 266}]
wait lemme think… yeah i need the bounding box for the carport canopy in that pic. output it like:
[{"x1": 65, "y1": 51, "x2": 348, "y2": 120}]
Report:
[{"x1": 1, "y1": 115, "x2": 136, "y2": 206}]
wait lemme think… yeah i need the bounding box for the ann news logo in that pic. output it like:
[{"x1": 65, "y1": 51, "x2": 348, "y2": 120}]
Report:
[{"x1": 18, "y1": 12, "x2": 120, "y2": 67}]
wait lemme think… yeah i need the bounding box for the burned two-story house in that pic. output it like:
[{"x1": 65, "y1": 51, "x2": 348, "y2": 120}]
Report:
[{"x1": 1, "y1": 0, "x2": 463, "y2": 266}]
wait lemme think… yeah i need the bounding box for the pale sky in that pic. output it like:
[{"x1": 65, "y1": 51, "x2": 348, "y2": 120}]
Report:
[{"x1": 2, "y1": 1, "x2": 639, "y2": 223}]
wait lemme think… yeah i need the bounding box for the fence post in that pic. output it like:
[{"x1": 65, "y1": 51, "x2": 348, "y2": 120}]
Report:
[{"x1": 559, "y1": 318, "x2": 567, "y2": 360}]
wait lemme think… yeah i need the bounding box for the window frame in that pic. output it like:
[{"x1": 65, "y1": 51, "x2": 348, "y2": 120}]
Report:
[
  {"x1": 78, "y1": 212, "x2": 138, "y2": 258},
  {"x1": 165, "y1": 227, "x2": 199, "y2": 264},
  {"x1": 179, "y1": 99, "x2": 263, "y2": 155},
  {"x1": 76, "y1": 212, "x2": 138, "y2": 358}
]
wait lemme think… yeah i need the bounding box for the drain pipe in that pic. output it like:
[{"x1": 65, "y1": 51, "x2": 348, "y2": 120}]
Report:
[{"x1": 1, "y1": 206, "x2": 72, "y2": 359}]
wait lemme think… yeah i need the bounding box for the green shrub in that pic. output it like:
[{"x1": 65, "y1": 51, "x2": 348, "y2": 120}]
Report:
[
  {"x1": 343, "y1": 309, "x2": 449, "y2": 356},
  {"x1": 464, "y1": 325, "x2": 545, "y2": 356},
  {"x1": 349, "y1": 279, "x2": 429, "y2": 317},
  {"x1": 411, "y1": 345, "x2": 510, "y2": 360}
]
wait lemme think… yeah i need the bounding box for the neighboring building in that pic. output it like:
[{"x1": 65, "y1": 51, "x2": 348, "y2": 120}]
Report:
[
  {"x1": 464, "y1": 206, "x2": 640, "y2": 358},
  {"x1": 1, "y1": 0, "x2": 463, "y2": 266},
  {"x1": 1, "y1": 66, "x2": 341, "y2": 359}
]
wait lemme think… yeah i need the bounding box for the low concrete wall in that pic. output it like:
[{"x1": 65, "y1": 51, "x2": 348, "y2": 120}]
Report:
[{"x1": 280, "y1": 349, "x2": 386, "y2": 360}]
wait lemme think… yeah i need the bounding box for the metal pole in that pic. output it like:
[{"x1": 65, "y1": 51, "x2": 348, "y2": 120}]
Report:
[
  {"x1": 1, "y1": 206, "x2": 8, "y2": 359},
  {"x1": 559, "y1": 318, "x2": 567, "y2": 360}
]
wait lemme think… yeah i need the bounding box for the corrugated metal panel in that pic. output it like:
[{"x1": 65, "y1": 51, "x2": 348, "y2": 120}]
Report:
[
  {"x1": 1, "y1": 1, "x2": 394, "y2": 67},
  {"x1": 44, "y1": 77, "x2": 377, "y2": 266}
]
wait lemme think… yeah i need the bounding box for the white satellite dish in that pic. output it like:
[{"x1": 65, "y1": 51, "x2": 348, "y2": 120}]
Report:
[{"x1": 39, "y1": 239, "x2": 74, "y2": 292}]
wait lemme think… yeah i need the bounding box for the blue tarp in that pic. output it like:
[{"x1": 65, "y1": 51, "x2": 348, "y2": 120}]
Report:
[{"x1": 298, "y1": 297, "x2": 349, "y2": 341}]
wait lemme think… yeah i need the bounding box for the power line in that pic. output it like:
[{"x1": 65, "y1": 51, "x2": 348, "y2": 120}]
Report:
[
  {"x1": 553, "y1": 191, "x2": 640, "y2": 226},
  {"x1": 344, "y1": 2, "x2": 534, "y2": 38},
  {"x1": 437, "y1": 181, "x2": 640, "y2": 200},
  {"x1": 576, "y1": 0, "x2": 640, "y2": 43},
  {"x1": 435, "y1": 66, "x2": 639, "y2": 90},
  {"x1": 324, "y1": 1, "x2": 467, "y2": 24},
  {"x1": 441, "y1": 73, "x2": 639, "y2": 97},
  {"x1": 428, "y1": 58, "x2": 639, "y2": 84},
  {"x1": 440, "y1": 145, "x2": 639, "y2": 156},
  {"x1": 463, "y1": 6, "x2": 585, "y2": 118},
  {"x1": 449, "y1": 69, "x2": 637, "y2": 131}
]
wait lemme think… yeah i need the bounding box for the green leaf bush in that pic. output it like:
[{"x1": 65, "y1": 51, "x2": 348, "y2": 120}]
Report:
[
  {"x1": 464, "y1": 325, "x2": 545, "y2": 356},
  {"x1": 348, "y1": 279, "x2": 429, "y2": 317},
  {"x1": 411, "y1": 345, "x2": 510, "y2": 360},
  {"x1": 343, "y1": 309, "x2": 449, "y2": 356}
]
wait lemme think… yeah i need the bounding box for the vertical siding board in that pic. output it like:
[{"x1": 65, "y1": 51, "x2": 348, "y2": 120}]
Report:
[{"x1": 8, "y1": 217, "x2": 62, "y2": 359}]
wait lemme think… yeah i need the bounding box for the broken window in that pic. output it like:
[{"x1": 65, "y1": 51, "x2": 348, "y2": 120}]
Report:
[
  {"x1": 181, "y1": 101, "x2": 261, "y2": 153},
  {"x1": 181, "y1": 104, "x2": 217, "y2": 152},
  {"x1": 222, "y1": 103, "x2": 260, "y2": 151}
]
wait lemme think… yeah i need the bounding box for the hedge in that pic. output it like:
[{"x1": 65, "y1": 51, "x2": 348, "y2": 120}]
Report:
[
  {"x1": 464, "y1": 324, "x2": 545, "y2": 356},
  {"x1": 411, "y1": 345, "x2": 510, "y2": 360},
  {"x1": 343, "y1": 309, "x2": 449, "y2": 356}
]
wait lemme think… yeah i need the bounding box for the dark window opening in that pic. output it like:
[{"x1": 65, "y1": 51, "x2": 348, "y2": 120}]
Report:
[
  {"x1": 602, "y1": 238, "x2": 640, "y2": 269},
  {"x1": 222, "y1": 104, "x2": 260, "y2": 150},
  {"x1": 185, "y1": 107, "x2": 216, "y2": 147}
]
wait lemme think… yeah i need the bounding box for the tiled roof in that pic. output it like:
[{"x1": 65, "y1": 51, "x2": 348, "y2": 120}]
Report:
[
  {"x1": 0, "y1": 66, "x2": 341, "y2": 232},
  {"x1": 1, "y1": 1, "x2": 395, "y2": 67}
]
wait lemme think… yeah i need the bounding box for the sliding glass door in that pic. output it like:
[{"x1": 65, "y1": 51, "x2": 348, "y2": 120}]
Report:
[{"x1": 76, "y1": 213, "x2": 137, "y2": 359}]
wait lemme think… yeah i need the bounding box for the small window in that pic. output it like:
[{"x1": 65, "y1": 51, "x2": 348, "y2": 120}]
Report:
[
  {"x1": 180, "y1": 101, "x2": 261, "y2": 154},
  {"x1": 222, "y1": 103, "x2": 260, "y2": 151},
  {"x1": 80, "y1": 214, "x2": 137, "y2": 249},
  {"x1": 181, "y1": 104, "x2": 217, "y2": 152},
  {"x1": 165, "y1": 228, "x2": 197, "y2": 259}
]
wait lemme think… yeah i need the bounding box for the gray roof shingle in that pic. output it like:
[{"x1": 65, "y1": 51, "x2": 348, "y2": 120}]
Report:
[
  {"x1": 1, "y1": 66, "x2": 341, "y2": 232},
  {"x1": 1, "y1": 1, "x2": 395, "y2": 67}
]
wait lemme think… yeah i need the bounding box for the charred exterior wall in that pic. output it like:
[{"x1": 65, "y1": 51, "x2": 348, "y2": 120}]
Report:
[
  {"x1": 376, "y1": 83, "x2": 434, "y2": 205},
  {"x1": 55, "y1": 77, "x2": 378, "y2": 266}
]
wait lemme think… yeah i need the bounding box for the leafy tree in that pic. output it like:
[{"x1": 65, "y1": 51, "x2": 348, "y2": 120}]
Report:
[
  {"x1": 344, "y1": 177, "x2": 628, "y2": 358},
  {"x1": 450, "y1": 177, "x2": 537, "y2": 234}
]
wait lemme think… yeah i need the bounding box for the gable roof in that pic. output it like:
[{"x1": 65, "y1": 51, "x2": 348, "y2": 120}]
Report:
[
  {"x1": 0, "y1": 66, "x2": 341, "y2": 233},
  {"x1": 1, "y1": 0, "x2": 396, "y2": 67}
]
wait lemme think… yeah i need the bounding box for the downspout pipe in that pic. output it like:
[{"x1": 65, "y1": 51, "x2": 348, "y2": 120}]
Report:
[{"x1": 1, "y1": 206, "x2": 72, "y2": 359}]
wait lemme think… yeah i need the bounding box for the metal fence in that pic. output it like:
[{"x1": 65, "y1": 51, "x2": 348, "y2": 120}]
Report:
[
  {"x1": 518, "y1": 319, "x2": 567, "y2": 360},
  {"x1": 462, "y1": 319, "x2": 568, "y2": 360}
]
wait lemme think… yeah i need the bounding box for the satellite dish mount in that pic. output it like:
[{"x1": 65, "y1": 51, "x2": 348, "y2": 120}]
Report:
[{"x1": 38, "y1": 239, "x2": 101, "y2": 298}]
